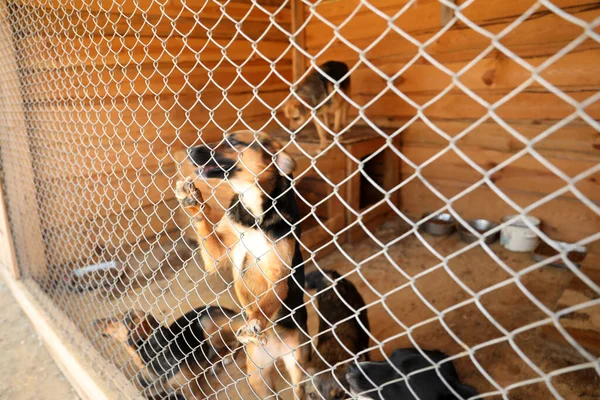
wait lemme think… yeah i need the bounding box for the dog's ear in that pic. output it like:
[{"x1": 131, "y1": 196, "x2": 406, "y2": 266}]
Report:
[
  {"x1": 123, "y1": 310, "x2": 160, "y2": 344},
  {"x1": 282, "y1": 101, "x2": 292, "y2": 118},
  {"x1": 275, "y1": 151, "x2": 296, "y2": 175},
  {"x1": 94, "y1": 318, "x2": 129, "y2": 342},
  {"x1": 298, "y1": 103, "x2": 308, "y2": 115}
]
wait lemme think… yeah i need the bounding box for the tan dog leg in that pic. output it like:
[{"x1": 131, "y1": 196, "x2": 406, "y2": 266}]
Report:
[
  {"x1": 333, "y1": 107, "x2": 342, "y2": 133},
  {"x1": 175, "y1": 177, "x2": 227, "y2": 274},
  {"x1": 314, "y1": 113, "x2": 330, "y2": 152},
  {"x1": 341, "y1": 101, "x2": 349, "y2": 126},
  {"x1": 282, "y1": 342, "x2": 309, "y2": 399},
  {"x1": 246, "y1": 343, "x2": 277, "y2": 399}
]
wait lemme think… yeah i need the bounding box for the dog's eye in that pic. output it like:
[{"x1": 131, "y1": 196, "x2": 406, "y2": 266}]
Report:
[
  {"x1": 291, "y1": 117, "x2": 301, "y2": 121},
  {"x1": 309, "y1": 393, "x2": 318, "y2": 400}
]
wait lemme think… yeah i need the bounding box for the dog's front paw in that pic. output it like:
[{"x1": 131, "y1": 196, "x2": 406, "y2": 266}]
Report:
[
  {"x1": 236, "y1": 319, "x2": 267, "y2": 346},
  {"x1": 175, "y1": 177, "x2": 203, "y2": 209}
]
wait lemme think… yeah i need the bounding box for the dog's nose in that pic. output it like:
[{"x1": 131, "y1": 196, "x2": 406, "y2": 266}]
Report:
[
  {"x1": 346, "y1": 363, "x2": 359, "y2": 379},
  {"x1": 187, "y1": 145, "x2": 211, "y2": 167},
  {"x1": 187, "y1": 145, "x2": 205, "y2": 158}
]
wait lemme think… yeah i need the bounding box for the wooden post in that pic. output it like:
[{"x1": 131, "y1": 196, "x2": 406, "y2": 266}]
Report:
[
  {"x1": 0, "y1": 2, "x2": 47, "y2": 279},
  {"x1": 291, "y1": 0, "x2": 306, "y2": 82},
  {"x1": 0, "y1": 179, "x2": 18, "y2": 278},
  {"x1": 440, "y1": 0, "x2": 456, "y2": 26},
  {"x1": 384, "y1": 137, "x2": 402, "y2": 208}
]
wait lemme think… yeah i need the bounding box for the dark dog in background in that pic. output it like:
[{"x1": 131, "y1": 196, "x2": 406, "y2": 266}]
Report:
[
  {"x1": 346, "y1": 348, "x2": 478, "y2": 400},
  {"x1": 303, "y1": 269, "x2": 370, "y2": 400},
  {"x1": 175, "y1": 130, "x2": 309, "y2": 398},
  {"x1": 283, "y1": 61, "x2": 351, "y2": 151},
  {"x1": 95, "y1": 306, "x2": 243, "y2": 399}
]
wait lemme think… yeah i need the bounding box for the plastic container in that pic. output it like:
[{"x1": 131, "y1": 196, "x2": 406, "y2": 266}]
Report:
[{"x1": 500, "y1": 215, "x2": 541, "y2": 252}]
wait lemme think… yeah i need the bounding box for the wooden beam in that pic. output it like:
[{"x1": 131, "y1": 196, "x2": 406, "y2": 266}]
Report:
[
  {"x1": 291, "y1": 0, "x2": 306, "y2": 81},
  {"x1": 384, "y1": 138, "x2": 402, "y2": 209},
  {"x1": 0, "y1": 268, "x2": 140, "y2": 400},
  {"x1": 0, "y1": 2, "x2": 47, "y2": 279},
  {"x1": 0, "y1": 179, "x2": 18, "y2": 279},
  {"x1": 8, "y1": 0, "x2": 292, "y2": 21},
  {"x1": 440, "y1": 0, "x2": 456, "y2": 27}
]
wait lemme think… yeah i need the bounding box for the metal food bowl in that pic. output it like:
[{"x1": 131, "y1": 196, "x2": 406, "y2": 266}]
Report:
[
  {"x1": 420, "y1": 213, "x2": 456, "y2": 237},
  {"x1": 533, "y1": 241, "x2": 587, "y2": 269},
  {"x1": 458, "y1": 219, "x2": 499, "y2": 244}
]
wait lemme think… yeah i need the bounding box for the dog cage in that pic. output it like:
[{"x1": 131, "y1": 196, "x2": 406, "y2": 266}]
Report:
[{"x1": 0, "y1": 0, "x2": 599, "y2": 399}]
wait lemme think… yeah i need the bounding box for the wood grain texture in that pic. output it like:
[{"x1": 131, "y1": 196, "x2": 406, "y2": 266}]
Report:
[
  {"x1": 9, "y1": 0, "x2": 292, "y2": 267},
  {"x1": 11, "y1": 5, "x2": 290, "y2": 41},
  {"x1": 0, "y1": 182, "x2": 18, "y2": 279},
  {"x1": 291, "y1": 0, "x2": 306, "y2": 81},
  {"x1": 440, "y1": 0, "x2": 456, "y2": 27},
  {"x1": 0, "y1": 2, "x2": 48, "y2": 279},
  {"x1": 303, "y1": 0, "x2": 600, "y2": 261},
  {"x1": 18, "y1": 35, "x2": 291, "y2": 70},
  {"x1": 11, "y1": 0, "x2": 291, "y2": 22}
]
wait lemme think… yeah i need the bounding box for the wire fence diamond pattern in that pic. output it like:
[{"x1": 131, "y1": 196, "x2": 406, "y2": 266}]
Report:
[{"x1": 0, "y1": 0, "x2": 598, "y2": 399}]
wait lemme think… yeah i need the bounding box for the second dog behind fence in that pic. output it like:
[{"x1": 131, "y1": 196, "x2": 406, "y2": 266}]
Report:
[
  {"x1": 283, "y1": 61, "x2": 351, "y2": 151},
  {"x1": 303, "y1": 269, "x2": 371, "y2": 400}
]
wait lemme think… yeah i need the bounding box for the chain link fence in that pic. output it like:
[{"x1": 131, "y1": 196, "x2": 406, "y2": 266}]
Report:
[{"x1": 0, "y1": 0, "x2": 599, "y2": 399}]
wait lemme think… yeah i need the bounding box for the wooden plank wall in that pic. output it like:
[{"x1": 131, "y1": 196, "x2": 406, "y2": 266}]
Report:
[
  {"x1": 0, "y1": 1, "x2": 48, "y2": 279},
  {"x1": 7, "y1": 0, "x2": 292, "y2": 271},
  {"x1": 304, "y1": 0, "x2": 600, "y2": 258}
]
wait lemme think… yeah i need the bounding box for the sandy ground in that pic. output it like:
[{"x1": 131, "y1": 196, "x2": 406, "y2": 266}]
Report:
[
  {"x1": 0, "y1": 274, "x2": 78, "y2": 400},
  {"x1": 46, "y1": 217, "x2": 599, "y2": 400}
]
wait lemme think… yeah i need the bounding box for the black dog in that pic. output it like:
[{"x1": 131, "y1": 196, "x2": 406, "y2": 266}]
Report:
[{"x1": 346, "y1": 348, "x2": 477, "y2": 400}]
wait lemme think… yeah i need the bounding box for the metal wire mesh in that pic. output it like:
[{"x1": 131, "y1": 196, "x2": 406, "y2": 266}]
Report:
[{"x1": 0, "y1": 0, "x2": 598, "y2": 399}]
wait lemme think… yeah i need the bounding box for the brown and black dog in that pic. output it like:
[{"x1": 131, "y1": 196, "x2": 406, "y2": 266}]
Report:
[
  {"x1": 175, "y1": 130, "x2": 309, "y2": 398},
  {"x1": 283, "y1": 61, "x2": 351, "y2": 151},
  {"x1": 95, "y1": 306, "x2": 243, "y2": 399},
  {"x1": 303, "y1": 269, "x2": 370, "y2": 400}
]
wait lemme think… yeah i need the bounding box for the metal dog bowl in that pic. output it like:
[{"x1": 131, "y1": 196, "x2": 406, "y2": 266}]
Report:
[
  {"x1": 420, "y1": 213, "x2": 456, "y2": 237},
  {"x1": 533, "y1": 241, "x2": 587, "y2": 269},
  {"x1": 457, "y1": 219, "x2": 499, "y2": 244}
]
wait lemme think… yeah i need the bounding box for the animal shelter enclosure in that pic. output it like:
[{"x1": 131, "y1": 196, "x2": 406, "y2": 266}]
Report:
[{"x1": 0, "y1": 0, "x2": 599, "y2": 399}]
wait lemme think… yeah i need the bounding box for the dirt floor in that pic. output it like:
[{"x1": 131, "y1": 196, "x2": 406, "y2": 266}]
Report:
[
  {"x1": 46, "y1": 218, "x2": 599, "y2": 400},
  {"x1": 312, "y1": 219, "x2": 600, "y2": 400},
  {"x1": 0, "y1": 274, "x2": 78, "y2": 400}
]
